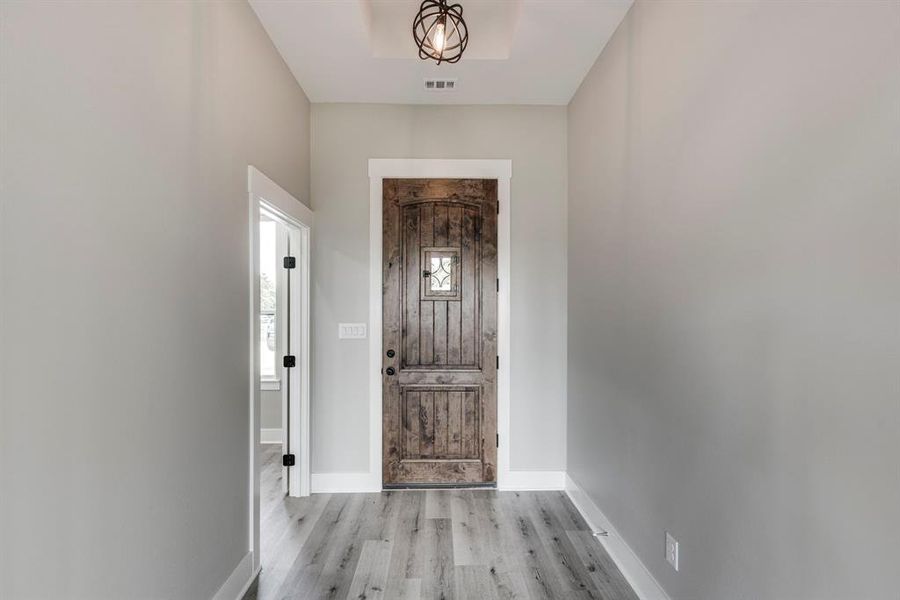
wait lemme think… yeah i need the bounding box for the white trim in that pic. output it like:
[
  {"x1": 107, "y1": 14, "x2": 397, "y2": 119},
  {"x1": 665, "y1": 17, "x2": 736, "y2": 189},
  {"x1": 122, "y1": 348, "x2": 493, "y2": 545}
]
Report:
[
  {"x1": 251, "y1": 167, "x2": 314, "y2": 225},
  {"x1": 501, "y1": 470, "x2": 566, "y2": 491},
  {"x1": 260, "y1": 377, "x2": 281, "y2": 392},
  {"x1": 311, "y1": 472, "x2": 381, "y2": 494},
  {"x1": 248, "y1": 166, "x2": 313, "y2": 575},
  {"x1": 368, "y1": 158, "x2": 512, "y2": 493},
  {"x1": 366, "y1": 173, "x2": 386, "y2": 493},
  {"x1": 247, "y1": 177, "x2": 261, "y2": 576},
  {"x1": 496, "y1": 175, "x2": 511, "y2": 490},
  {"x1": 285, "y1": 222, "x2": 311, "y2": 498},
  {"x1": 565, "y1": 474, "x2": 672, "y2": 600},
  {"x1": 260, "y1": 428, "x2": 283, "y2": 445},
  {"x1": 211, "y1": 551, "x2": 259, "y2": 600},
  {"x1": 368, "y1": 158, "x2": 512, "y2": 180}
]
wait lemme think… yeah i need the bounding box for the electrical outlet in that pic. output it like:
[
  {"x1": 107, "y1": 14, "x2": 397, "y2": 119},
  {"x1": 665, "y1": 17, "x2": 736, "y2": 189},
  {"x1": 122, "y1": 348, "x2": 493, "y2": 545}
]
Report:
[{"x1": 665, "y1": 532, "x2": 679, "y2": 571}]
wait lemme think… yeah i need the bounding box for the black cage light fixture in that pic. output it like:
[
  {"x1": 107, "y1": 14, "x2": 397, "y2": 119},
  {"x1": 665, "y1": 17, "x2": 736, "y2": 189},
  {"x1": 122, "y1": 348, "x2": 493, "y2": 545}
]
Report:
[{"x1": 413, "y1": 0, "x2": 468, "y2": 65}]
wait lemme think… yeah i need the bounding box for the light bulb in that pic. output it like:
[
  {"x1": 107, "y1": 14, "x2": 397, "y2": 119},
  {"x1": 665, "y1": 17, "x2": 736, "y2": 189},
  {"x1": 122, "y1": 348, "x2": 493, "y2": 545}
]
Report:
[{"x1": 432, "y1": 20, "x2": 446, "y2": 53}]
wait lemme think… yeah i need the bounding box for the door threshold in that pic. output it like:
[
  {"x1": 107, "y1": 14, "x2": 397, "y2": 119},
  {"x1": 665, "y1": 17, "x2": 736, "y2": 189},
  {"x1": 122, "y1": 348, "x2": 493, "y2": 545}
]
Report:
[{"x1": 383, "y1": 482, "x2": 497, "y2": 490}]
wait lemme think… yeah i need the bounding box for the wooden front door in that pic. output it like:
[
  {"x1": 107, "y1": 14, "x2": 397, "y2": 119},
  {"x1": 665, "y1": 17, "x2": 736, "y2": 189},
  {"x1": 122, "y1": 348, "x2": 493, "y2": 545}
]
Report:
[{"x1": 383, "y1": 179, "x2": 498, "y2": 486}]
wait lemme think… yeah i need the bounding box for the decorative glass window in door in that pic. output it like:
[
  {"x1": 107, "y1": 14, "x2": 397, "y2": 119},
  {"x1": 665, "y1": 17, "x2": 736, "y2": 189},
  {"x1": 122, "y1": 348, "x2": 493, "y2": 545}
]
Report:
[
  {"x1": 421, "y1": 247, "x2": 461, "y2": 300},
  {"x1": 430, "y1": 255, "x2": 453, "y2": 290}
]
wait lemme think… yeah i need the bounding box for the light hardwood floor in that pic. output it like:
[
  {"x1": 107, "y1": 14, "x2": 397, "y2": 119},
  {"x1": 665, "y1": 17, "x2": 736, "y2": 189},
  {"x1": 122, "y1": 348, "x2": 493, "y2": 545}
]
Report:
[{"x1": 244, "y1": 444, "x2": 638, "y2": 600}]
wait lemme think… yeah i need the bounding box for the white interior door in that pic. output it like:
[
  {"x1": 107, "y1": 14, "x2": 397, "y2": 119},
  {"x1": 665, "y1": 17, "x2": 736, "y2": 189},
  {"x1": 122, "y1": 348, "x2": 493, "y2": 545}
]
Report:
[{"x1": 261, "y1": 205, "x2": 310, "y2": 498}]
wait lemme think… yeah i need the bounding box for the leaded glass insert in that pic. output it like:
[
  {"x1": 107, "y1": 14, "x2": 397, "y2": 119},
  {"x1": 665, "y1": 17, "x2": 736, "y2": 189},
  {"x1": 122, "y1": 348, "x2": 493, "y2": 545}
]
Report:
[
  {"x1": 430, "y1": 256, "x2": 453, "y2": 291},
  {"x1": 421, "y1": 247, "x2": 461, "y2": 300}
]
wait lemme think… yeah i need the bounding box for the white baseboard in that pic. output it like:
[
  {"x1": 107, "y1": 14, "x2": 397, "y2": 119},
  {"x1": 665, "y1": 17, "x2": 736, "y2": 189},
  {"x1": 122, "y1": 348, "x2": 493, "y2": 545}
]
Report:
[
  {"x1": 260, "y1": 428, "x2": 283, "y2": 445},
  {"x1": 565, "y1": 474, "x2": 671, "y2": 600},
  {"x1": 311, "y1": 472, "x2": 380, "y2": 493},
  {"x1": 500, "y1": 470, "x2": 566, "y2": 491},
  {"x1": 211, "y1": 551, "x2": 259, "y2": 600}
]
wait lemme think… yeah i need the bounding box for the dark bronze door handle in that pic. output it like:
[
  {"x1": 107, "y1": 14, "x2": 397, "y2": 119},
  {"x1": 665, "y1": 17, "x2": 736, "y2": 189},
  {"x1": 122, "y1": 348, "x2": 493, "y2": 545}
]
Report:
[{"x1": 385, "y1": 367, "x2": 396, "y2": 376}]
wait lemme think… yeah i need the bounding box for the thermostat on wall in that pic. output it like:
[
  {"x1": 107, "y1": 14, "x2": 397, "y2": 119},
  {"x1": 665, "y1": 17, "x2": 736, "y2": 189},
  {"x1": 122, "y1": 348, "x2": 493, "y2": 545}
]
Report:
[{"x1": 338, "y1": 323, "x2": 367, "y2": 339}]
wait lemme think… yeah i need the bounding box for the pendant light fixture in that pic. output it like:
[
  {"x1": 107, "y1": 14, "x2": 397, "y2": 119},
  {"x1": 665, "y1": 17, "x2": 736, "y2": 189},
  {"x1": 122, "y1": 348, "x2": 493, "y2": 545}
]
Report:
[{"x1": 413, "y1": 0, "x2": 468, "y2": 65}]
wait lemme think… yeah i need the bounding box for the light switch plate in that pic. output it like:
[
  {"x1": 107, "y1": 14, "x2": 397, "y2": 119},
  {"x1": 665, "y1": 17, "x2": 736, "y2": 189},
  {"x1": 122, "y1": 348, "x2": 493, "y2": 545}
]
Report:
[
  {"x1": 338, "y1": 323, "x2": 367, "y2": 339},
  {"x1": 665, "y1": 532, "x2": 679, "y2": 571}
]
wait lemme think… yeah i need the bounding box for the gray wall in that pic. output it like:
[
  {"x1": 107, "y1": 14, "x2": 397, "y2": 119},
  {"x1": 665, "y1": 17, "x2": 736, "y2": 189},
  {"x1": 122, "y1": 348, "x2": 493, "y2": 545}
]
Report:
[
  {"x1": 0, "y1": 2, "x2": 309, "y2": 598},
  {"x1": 310, "y1": 104, "x2": 567, "y2": 474},
  {"x1": 261, "y1": 390, "x2": 282, "y2": 430},
  {"x1": 567, "y1": 1, "x2": 900, "y2": 599}
]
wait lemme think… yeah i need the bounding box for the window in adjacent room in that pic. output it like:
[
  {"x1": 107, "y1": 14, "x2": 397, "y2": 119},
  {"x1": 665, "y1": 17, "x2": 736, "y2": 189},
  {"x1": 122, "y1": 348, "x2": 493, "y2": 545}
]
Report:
[{"x1": 260, "y1": 218, "x2": 279, "y2": 385}]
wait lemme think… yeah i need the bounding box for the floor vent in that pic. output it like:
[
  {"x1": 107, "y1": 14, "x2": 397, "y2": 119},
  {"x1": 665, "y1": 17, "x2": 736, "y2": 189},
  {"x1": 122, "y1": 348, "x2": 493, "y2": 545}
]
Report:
[{"x1": 424, "y1": 78, "x2": 457, "y2": 92}]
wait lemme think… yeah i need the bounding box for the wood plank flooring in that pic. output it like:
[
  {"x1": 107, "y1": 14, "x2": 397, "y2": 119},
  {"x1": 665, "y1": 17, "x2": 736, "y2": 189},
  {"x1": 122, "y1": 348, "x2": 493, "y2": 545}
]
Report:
[{"x1": 244, "y1": 445, "x2": 638, "y2": 600}]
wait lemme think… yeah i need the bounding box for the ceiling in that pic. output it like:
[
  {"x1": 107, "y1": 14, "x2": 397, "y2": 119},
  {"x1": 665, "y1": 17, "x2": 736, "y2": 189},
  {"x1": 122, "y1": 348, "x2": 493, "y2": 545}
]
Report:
[{"x1": 249, "y1": 0, "x2": 633, "y2": 105}]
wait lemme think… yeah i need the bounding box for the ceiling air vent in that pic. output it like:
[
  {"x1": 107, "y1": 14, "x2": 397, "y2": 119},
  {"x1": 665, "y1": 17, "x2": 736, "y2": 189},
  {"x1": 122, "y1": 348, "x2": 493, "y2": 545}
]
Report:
[{"x1": 424, "y1": 78, "x2": 458, "y2": 92}]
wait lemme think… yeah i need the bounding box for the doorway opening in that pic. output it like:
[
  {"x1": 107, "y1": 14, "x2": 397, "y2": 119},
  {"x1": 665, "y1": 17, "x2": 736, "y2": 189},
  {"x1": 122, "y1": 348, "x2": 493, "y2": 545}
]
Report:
[
  {"x1": 368, "y1": 159, "x2": 512, "y2": 492},
  {"x1": 248, "y1": 166, "x2": 312, "y2": 577},
  {"x1": 259, "y1": 207, "x2": 307, "y2": 495}
]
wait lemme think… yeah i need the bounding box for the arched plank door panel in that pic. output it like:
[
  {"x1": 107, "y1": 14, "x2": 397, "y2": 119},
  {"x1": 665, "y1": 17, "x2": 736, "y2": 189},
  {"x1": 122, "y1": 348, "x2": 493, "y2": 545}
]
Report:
[{"x1": 382, "y1": 179, "x2": 498, "y2": 486}]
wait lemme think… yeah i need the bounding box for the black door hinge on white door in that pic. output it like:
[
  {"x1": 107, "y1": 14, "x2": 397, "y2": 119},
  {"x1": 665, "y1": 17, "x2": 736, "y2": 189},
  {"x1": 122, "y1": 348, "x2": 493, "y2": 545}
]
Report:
[
  {"x1": 282, "y1": 454, "x2": 295, "y2": 467},
  {"x1": 283, "y1": 355, "x2": 296, "y2": 368},
  {"x1": 283, "y1": 256, "x2": 296, "y2": 269}
]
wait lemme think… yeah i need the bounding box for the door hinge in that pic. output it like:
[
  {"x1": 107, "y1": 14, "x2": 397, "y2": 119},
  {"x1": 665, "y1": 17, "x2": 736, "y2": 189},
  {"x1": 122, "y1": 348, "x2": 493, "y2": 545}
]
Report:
[
  {"x1": 283, "y1": 355, "x2": 296, "y2": 368},
  {"x1": 496, "y1": 355, "x2": 499, "y2": 369},
  {"x1": 283, "y1": 256, "x2": 296, "y2": 269},
  {"x1": 282, "y1": 454, "x2": 295, "y2": 467},
  {"x1": 496, "y1": 278, "x2": 500, "y2": 292},
  {"x1": 496, "y1": 433, "x2": 499, "y2": 447}
]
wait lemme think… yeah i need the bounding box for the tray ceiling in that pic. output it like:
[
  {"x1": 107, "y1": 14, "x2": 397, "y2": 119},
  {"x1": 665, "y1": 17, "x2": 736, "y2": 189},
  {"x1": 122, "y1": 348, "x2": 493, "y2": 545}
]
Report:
[{"x1": 250, "y1": 0, "x2": 633, "y2": 105}]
